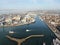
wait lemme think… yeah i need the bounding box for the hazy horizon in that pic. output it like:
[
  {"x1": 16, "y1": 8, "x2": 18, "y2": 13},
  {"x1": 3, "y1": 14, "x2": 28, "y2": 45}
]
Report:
[{"x1": 0, "y1": 0, "x2": 60, "y2": 10}]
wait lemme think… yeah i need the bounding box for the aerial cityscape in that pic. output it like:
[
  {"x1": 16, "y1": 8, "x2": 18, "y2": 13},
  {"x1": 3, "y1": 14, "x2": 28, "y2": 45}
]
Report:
[{"x1": 0, "y1": 0, "x2": 60, "y2": 45}]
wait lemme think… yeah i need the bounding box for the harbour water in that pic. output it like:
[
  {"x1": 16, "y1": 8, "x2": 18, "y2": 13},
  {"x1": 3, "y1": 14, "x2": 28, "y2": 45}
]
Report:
[{"x1": 0, "y1": 16, "x2": 56, "y2": 45}]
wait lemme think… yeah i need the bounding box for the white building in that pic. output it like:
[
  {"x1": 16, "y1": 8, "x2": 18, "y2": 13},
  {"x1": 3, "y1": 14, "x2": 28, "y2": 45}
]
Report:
[
  {"x1": 12, "y1": 15, "x2": 21, "y2": 21},
  {"x1": 0, "y1": 22, "x2": 3, "y2": 26},
  {"x1": 5, "y1": 18, "x2": 12, "y2": 24},
  {"x1": 21, "y1": 15, "x2": 35, "y2": 23}
]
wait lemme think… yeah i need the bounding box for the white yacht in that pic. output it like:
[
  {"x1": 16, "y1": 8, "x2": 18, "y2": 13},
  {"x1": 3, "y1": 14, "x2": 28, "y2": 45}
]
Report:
[
  {"x1": 9, "y1": 31, "x2": 15, "y2": 34},
  {"x1": 26, "y1": 29, "x2": 31, "y2": 32}
]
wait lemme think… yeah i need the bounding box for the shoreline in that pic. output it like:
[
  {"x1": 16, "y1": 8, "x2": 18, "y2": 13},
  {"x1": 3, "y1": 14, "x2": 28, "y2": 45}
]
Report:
[
  {"x1": 0, "y1": 21, "x2": 35, "y2": 28},
  {"x1": 40, "y1": 16, "x2": 60, "y2": 40}
]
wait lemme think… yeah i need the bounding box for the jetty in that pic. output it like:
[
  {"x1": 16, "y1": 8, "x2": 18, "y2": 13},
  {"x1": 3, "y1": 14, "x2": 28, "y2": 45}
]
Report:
[{"x1": 6, "y1": 35, "x2": 44, "y2": 45}]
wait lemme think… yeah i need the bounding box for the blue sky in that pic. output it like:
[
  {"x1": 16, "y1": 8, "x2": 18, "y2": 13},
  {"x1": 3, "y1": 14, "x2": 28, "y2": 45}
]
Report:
[{"x1": 0, "y1": 0, "x2": 60, "y2": 10}]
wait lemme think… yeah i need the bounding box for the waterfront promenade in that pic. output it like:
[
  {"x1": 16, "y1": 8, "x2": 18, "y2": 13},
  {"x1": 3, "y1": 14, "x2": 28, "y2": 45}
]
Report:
[
  {"x1": 40, "y1": 16, "x2": 60, "y2": 45},
  {"x1": 45, "y1": 21, "x2": 60, "y2": 45}
]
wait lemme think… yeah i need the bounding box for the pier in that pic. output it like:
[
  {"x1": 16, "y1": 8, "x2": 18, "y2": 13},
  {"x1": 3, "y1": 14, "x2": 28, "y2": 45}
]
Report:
[{"x1": 6, "y1": 35, "x2": 44, "y2": 45}]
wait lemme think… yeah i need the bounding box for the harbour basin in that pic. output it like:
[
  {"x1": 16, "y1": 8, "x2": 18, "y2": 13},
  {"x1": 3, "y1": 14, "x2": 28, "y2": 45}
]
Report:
[{"x1": 0, "y1": 16, "x2": 56, "y2": 45}]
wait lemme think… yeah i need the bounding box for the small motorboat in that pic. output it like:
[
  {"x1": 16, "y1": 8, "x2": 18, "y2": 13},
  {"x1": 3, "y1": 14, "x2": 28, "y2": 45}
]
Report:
[
  {"x1": 9, "y1": 31, "x2": 15, "y2": 34},
  {"x1": 26, "y1": 29, "x2": 31, "y2": 32}
]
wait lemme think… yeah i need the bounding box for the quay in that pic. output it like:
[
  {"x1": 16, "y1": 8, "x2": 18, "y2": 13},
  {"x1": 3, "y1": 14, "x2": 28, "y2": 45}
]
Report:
[{"x1": 40, "y1": 16, "x2": 60, "y2": 45}]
